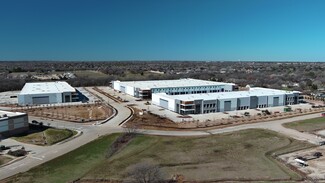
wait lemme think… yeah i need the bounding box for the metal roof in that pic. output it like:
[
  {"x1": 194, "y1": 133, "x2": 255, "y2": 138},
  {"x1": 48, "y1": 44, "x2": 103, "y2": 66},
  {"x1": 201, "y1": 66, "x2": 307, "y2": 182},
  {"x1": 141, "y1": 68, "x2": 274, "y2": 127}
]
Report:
[
  {"x1": 114, "y1": 78, "x2": 235, "y2": 90},
  {"x1": 0, "y1": 110, "x2": 26, "y2": 118},
  {"x1": 20, "y1": 81, "x2": 75, "y2": 95},
  {"x1": 154, "y1": 87, "x2": 300, "y2": 101}
]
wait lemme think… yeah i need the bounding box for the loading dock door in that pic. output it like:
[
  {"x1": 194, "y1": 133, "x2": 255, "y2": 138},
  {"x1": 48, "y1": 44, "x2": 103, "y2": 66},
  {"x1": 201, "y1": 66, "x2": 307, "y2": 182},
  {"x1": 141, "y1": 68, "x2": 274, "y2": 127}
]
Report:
[
  {"x1": 32, "y1": 96, "x2": 50, "y2": 104},
  {"x1": 0, "y1": 120, "x2": 9, "y2": 133},
  {"x1": 250, "y1": 96, "x2": 258, "y2": 109},
  {"x1": 273, "y1": 97, "x2": 279, "y2": 106},
  {"x1": 120, "y1": 86, "x2": 126, "y2": 93},
  {"x1": 159, "y1": 99, "x2": 169, "y2": 109},
  {"x1": 224, "y1": 101, "x2": 231, "y2": 111}
]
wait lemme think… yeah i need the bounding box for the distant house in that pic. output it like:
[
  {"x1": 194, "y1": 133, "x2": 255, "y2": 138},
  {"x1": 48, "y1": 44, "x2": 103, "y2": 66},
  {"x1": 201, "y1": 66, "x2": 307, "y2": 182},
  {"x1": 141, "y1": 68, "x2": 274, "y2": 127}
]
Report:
[{"x1": 281, "y1": 84, "x2": 288, "y2": 88}]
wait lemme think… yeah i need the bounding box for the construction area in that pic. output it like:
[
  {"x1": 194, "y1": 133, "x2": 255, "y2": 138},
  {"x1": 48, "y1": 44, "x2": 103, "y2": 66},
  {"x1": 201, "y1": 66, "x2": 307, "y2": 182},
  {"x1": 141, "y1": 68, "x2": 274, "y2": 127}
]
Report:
[
  {"x1": 13, "y1": 103, "x2": 113, "y2": 123},
  {"x1": 124, "y1": 106, "x2": 178, "y2": 130},
  {"x1": 279, "y1": 146, "x2": 325, "y2": 180}
]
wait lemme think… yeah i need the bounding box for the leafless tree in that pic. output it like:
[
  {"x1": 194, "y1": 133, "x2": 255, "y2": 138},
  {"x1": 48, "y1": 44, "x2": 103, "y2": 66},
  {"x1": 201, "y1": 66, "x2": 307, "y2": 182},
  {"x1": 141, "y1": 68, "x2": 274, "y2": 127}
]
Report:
[
  {"x1": 124, "y1": 124, "x2": 139, "y2": 135},
  {"x1": 125, "y1": 162, "x2": 164, "y2": 183}
]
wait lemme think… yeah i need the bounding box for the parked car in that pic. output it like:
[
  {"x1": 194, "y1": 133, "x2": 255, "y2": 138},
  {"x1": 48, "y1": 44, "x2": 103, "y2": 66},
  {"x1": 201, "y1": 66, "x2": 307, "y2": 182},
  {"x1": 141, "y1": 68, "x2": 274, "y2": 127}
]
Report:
[
  {"x1": 313, "y1": 152, "x2": 322, "y2": 158},
  {"x1": 31, "y1": 120, "x2": 38, "y2": 124},
  {"x1": 296, "y1": 156, "x2": 307, "y2": 161},
  {"x1": 0, "y1": 145, "x2": 10, "y2": 151},
  {"x1": 321, "y1": 112, "x2": 325, "y2": 117},
  {"x1": 262, "y1": 110, "x2": 271, "y2": 115},
  {"x1": 319, "y1": 141, "x2": 325, "y2": 146}
]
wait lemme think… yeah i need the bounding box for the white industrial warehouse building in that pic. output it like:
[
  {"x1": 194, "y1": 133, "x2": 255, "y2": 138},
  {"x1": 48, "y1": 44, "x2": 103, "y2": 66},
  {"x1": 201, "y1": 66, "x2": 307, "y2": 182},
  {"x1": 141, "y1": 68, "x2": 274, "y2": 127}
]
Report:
[
  {"x1": 152, "y1": 87, "x2": 302, "y2": 115},
  {"x1": 18, "y1": 81, "x2": 79, "y2": 105},
  {"x1": 113, "y1": 78, "x2": 237, "y2": 99},
  {"x1": 0, "y1": 110, "x2": 28, "y2": 136}
]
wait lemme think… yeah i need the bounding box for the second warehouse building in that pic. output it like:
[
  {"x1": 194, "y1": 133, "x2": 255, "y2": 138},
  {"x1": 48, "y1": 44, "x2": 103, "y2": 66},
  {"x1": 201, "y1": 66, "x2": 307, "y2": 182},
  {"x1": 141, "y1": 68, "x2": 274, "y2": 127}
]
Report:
[
  {"x1": 113, "y1": 78, "x2": 237, "y2": 99},
  {"x1": 18, "y1": 81, "x2": 79, "y2": 105},
  {"x1": 152, "y1": 87, "x2": 302, "y2": 115}
]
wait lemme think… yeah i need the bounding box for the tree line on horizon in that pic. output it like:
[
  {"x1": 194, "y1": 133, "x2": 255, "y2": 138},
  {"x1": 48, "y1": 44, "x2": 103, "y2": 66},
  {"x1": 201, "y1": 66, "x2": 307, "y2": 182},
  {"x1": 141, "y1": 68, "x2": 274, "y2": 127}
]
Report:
[{"x1": 0, "y1": 61, "x2": 323, "y2": 93}]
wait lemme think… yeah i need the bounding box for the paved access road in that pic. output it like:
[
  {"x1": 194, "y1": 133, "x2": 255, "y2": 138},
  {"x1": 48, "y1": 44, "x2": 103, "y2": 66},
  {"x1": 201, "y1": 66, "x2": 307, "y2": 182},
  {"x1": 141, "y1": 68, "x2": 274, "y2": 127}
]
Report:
[
  {"x1": 0, "y1": 87, "x2": 323, "y2": 180},
  {"x1": 138, "y1": 113, "x2": 324, "y2": 145}
]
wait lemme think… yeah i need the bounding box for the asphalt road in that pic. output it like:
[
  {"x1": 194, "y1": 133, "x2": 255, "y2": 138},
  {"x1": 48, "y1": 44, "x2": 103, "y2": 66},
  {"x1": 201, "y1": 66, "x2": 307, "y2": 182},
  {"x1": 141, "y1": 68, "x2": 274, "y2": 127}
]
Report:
[{"x1": 0, "y1": 87, "x2": 323, "y2": 180}]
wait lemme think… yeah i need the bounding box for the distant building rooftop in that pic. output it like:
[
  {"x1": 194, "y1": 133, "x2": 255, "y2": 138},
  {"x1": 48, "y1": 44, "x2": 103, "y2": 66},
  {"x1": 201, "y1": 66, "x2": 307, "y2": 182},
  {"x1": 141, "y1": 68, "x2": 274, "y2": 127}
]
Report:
[
  {"x1": 154, "y1": 87, "x2": 300, "y2": 101},
  {"x1": 20, "y1": 81, "x2": 75, "y2": 95},
  {"x1": 0, "y1": 110, "x2": 26, "y2": 118},
  {"x1": 114, "y1": 78, "x2": 235, "y2": 90}
]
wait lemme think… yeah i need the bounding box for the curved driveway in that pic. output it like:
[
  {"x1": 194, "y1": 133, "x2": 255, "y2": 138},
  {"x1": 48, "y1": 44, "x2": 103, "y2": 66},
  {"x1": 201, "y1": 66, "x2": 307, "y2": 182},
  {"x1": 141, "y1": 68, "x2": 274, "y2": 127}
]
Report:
[{"x1": 0, "y1": 87, "x2": 323, "y2": 180}]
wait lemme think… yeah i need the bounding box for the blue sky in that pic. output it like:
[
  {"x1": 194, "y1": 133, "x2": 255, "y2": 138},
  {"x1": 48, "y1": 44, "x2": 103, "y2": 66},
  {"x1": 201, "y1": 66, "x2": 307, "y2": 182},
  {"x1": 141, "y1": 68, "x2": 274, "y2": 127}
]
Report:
[{"x1": 0, "y1": 0, "x2": 325, "y2": 61}]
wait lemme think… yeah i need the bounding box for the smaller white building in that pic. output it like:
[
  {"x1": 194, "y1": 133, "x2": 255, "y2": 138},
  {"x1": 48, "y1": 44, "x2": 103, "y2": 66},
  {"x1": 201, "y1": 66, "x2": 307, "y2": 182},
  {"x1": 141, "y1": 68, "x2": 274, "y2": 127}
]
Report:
[
  {"x1": 0, "y1": 110, "x2": 28, "y2": 136},
  {"x1": 18, "y1": 81, "x2": 79, "y2": 106}
]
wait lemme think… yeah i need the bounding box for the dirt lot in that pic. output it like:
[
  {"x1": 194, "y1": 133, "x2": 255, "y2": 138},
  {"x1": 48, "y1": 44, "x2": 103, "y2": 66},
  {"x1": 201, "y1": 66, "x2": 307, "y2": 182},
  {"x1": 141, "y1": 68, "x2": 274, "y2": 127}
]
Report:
[
  {"x1": 279, "y1": 146, "x2": 325, "y2": 180},
  {"x1": 124, "y1": 107, "x2": 179, "y2": 130},
  {"x1": 16, "y1": 104, "x2": 113, "y2": 123}
]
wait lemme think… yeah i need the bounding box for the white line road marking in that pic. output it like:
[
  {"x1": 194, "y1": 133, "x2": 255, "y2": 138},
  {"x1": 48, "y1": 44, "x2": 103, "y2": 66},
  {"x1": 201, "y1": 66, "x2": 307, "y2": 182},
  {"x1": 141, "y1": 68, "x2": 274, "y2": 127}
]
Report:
[{"x1": 31, "y1": 156, "x2": 43, "y2": 161}]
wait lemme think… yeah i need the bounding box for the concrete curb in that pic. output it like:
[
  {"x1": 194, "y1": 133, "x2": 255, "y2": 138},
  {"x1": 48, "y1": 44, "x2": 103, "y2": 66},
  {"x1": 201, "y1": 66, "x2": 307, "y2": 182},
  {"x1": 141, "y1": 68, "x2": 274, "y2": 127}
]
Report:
[
  {"x1": 118, "y1": 106, "x2": 134, "y2": 126},
  {"x1": 55, "y1": 130, "x2": 83, "y2": 145},
  {"x1": 84, "y1": 87, "x2": 118, "y2": 125},
  {"x1": 97, "y1": 103, "x2": 118, "y2": 125},
  {"x1": 0, "y1": 155, "x2": 26, "y2": 168},
  {"x1": 86, "y1": 87, "x2": 133, "y2": 126}
]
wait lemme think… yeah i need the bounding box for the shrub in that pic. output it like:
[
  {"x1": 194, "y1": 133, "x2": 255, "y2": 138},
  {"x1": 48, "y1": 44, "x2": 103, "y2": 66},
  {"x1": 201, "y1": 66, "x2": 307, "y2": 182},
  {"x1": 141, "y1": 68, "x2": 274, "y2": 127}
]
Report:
[{"x1": 8, "y1": 149, "x2": 27, "y2": 157}]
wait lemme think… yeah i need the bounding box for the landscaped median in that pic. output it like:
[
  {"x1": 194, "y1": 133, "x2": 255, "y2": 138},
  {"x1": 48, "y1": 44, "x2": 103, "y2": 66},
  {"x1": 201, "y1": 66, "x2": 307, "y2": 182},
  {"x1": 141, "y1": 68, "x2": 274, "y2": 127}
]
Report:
[
  {"x1": 12, "y1": 126, "x2": 77, "y2": 146},
  {"x1": 15, "y1": 103, "x2": 114, "y2": 123},
  {"x1": 4, "y1": 129, "x2": 315, "y2": 183}
]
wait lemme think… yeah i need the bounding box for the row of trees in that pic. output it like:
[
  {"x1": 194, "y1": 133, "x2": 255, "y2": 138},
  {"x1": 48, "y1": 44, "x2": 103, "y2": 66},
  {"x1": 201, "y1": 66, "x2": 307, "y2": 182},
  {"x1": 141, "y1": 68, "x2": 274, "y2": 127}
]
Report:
[{"x1": 1, "y1": 61, "x2": 325, "y2": 93}]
